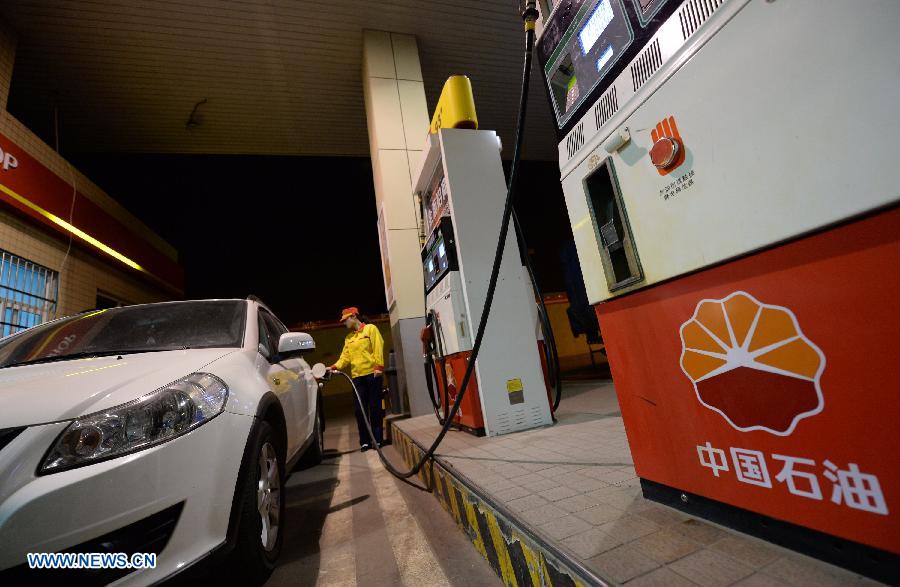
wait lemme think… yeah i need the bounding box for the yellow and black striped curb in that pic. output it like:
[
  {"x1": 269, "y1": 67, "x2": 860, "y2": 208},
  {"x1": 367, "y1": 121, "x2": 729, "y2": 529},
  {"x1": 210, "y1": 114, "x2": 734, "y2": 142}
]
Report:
[{"x1": 392, "y1": 423, "x2": 610, "y2": 587}]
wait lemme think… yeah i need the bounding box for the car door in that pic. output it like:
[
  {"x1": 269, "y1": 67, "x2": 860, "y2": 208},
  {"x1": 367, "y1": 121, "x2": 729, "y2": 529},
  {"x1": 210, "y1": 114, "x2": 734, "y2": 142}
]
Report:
[
  {"x1": 261, "y1": 310, "x2": 310, "y2": 456},
  {"x1": 258, "y1": 310, "x2": 302, "y2": 458},
  {"x1": 269, "y1": 312, "x2": 316, "y2": 442}
]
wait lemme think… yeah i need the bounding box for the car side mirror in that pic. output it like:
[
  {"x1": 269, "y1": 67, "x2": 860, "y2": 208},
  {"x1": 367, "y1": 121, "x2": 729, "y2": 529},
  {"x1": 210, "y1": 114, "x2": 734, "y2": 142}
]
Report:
[{"x1": 278, "y1": 332, "x2": 315, "y2": 355}]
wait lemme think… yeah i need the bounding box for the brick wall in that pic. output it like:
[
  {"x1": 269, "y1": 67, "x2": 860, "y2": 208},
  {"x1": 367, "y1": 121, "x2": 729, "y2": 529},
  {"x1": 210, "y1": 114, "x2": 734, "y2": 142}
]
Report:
[
  {"x1": 0, "y1": 16, "x2": 177, "y2": 319},
  {"x1": 0, "y1": 206, "x2": 169, "y2": 317}
]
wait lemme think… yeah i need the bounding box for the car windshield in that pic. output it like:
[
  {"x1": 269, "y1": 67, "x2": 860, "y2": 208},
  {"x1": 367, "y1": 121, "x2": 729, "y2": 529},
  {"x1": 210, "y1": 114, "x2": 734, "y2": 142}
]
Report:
[{"x1": 0, "y1": 300, "x2": 246, "y2": 369}]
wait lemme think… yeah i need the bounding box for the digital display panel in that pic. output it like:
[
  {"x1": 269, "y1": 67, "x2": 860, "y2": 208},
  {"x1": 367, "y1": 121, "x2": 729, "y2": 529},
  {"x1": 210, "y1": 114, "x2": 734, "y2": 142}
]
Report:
[
  {"x1": 539, "y1": 0, "x2": 680, "y2": 133},
  {"x1": 423, "y1": 219, "x2": 458, "y2": 293},
  {"x1": 596, "y1": 45, "x2": 614, "y2": 71},
  {"x1": 578, "y1": 0, "x2": 614, "y2": 55},
  {"x1": 438, "y1": 241, "x2": 448, "y2": 271},
  {"x1": 425, "y1": 257, "x2": 436, "y2": 289}
]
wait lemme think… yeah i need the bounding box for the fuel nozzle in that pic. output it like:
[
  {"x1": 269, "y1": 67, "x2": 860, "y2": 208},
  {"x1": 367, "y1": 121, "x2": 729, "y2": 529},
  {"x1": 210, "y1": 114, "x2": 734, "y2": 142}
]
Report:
[
  {"x1": 521, "y1": 0, "x2": 539, "y2": 26},
  {"x1": 312, "y1": 363, "x2": 333, "y2": 381}
]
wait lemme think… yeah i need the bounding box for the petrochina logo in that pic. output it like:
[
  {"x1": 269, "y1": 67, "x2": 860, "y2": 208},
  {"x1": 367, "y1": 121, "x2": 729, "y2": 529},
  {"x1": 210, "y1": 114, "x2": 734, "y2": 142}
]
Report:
[{"x1": 679, "y1": 291, "x2": 825, "y2": 436}]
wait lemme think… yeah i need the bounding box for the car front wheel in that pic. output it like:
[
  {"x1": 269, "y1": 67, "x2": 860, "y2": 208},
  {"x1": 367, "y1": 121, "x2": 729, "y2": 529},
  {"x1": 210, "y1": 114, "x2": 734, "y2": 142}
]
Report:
[{"x1": 227, "y1": 420, "x2": 284, "y2": 585}]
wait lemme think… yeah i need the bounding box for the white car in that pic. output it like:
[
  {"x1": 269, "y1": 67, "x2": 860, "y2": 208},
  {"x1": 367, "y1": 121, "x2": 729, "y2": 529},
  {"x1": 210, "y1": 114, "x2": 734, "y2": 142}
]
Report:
[{"x1": 0, "y1": 298, "x2": 325, "y2": 585}]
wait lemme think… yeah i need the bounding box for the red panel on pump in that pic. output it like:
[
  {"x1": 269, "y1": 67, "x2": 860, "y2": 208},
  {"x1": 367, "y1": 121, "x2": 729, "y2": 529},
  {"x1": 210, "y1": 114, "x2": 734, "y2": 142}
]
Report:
[
  {"x1": 434, "y1": 351, "x2": 486, "y2": 435},
  {"x1": 434, "y1": 346, "x2": 554, "y2": 435},
  {"x1": 596, "y1": 207, "x2": 900, "y2": 554}
]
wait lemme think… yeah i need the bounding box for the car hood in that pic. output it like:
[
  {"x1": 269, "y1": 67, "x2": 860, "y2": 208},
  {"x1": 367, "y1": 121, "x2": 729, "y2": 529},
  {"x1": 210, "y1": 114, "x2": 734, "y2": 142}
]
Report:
[{"x1": 0, "y1": 348, "x2": 239, "y2": 428}]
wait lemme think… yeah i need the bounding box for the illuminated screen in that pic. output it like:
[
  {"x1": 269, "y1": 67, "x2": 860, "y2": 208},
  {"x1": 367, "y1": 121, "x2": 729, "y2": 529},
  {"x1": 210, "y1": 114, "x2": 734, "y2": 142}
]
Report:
[
  {"x1": 438, "y1": 241, "x2": 447, "y2": 270},
  {"x1": 579, "y1": 0, "x2": 614, "y2": 55},
  {"x1": 596, "y1": 45, "x2": 614, "y2": 71}
]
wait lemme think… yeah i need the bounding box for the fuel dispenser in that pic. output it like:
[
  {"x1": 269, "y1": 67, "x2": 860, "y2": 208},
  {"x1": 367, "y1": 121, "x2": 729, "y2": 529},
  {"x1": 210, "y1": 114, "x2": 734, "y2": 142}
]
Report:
[
  {"x1": 414, "y1": 113, "x2": 554, "y2": 437},
  {"x1": 537, "y1": 0, "x2": 899, "y2": 580}
]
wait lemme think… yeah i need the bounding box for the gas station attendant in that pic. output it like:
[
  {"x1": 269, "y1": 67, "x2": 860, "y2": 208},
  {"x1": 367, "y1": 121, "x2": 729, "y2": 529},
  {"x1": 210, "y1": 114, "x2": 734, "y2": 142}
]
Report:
[{"x1": 329, "y1": 307, "x2": 385, "y2": 451}]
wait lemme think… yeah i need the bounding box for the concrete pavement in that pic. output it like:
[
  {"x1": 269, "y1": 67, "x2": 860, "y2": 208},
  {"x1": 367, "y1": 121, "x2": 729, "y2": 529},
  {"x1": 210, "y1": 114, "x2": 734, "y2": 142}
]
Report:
[{"x1": 265, "y1": 395, "x2": 498, "y2": 586}]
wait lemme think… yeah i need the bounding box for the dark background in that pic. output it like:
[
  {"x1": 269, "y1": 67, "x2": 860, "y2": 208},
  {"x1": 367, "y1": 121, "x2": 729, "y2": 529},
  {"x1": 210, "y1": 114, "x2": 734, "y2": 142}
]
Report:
[{"x1": 69, "y1": 154, "x2": 574, "y2": 324}]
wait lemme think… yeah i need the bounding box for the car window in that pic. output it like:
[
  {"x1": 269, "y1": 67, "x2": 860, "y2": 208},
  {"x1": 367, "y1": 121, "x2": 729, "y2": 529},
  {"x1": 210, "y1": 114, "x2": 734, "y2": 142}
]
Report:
[
  {"x1": 263, "y1": 311, "x2": 287, "y2": 337},
  {"x1": 257, "y1": 313, "x2": 274, "y2": 357},
  {"x1": 260, "y1": 310, "x2": 286, "y2": 357},
  {"x1": 0, "y1": 300, "x2": 247, "y2": 369}
]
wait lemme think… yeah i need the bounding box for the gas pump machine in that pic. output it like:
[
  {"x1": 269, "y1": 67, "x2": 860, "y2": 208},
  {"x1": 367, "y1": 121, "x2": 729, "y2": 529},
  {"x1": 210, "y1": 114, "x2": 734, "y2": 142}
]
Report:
[
  {"x1": 537, "y1": 0, "x2": 899, "y2": 580},
  {"x1": 414, "y1": 78, "x2": 554, "y2": 437}
]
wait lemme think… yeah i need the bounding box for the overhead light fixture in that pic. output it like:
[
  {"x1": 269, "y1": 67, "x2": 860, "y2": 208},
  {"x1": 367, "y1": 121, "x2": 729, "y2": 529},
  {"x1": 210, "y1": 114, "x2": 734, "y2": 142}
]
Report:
[{"x1": 186, "y1": 98, "x2": 208, "y2": 130}]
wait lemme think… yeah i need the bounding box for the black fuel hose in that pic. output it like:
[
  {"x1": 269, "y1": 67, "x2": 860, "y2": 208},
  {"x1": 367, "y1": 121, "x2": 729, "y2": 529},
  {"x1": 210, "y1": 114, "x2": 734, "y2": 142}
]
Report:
[
  {"x1": 433, "y1": 311, "x2": 451, "y2": 422},
  {"x1": 424, "y1": 354, "x2": 446, "y2": 424},
  {"x1": 423, "y1": 352, "x2": 444, "y2": 423},
  {"x1": 325, "y1": 5, "x2": 539, "y2": 480},
  {"x1": 423, "y1": 310, "x2": 449, "y2": 425}
]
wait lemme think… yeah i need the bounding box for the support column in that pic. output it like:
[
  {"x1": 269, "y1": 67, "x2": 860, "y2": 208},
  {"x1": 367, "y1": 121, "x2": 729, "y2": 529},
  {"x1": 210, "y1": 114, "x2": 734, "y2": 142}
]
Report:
[{"x1": 362, "y1": 31, "x2": 431, "y2": 417}]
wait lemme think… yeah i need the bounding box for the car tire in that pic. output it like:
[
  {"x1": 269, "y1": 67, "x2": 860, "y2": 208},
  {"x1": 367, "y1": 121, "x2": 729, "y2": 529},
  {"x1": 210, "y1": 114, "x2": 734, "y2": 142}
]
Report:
[
  {"x1": 298, "y1": 397, "x2": 324, "y2": 468},
  {"x1": 226, "y1": 420, "x2": 284, "y2": 585}
]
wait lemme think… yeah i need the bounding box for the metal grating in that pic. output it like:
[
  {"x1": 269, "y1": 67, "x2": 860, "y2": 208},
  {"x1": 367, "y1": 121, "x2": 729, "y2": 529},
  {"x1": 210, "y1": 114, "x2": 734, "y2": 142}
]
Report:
[
  {"x1": 593, "y1": 86, "x2": 619, "y2": 131},
  {"x1": 566, "y1": 121, "x2": 586, "y2": 160},
  {"x1": 631, "y1": 38, "x2": 663, "y2": 92},
  {"x1": 679, "y1": 0, "x2": 725, "y2": 40},
  {"x1": 0, "y1": 251, "x2": 58, "y2": 338},
  {"x1": 495, "y1": 413, "x2": 511, "y2": 435},
  {"x1": 529, "y1": 405, "x2": 544, "y2": 426}
]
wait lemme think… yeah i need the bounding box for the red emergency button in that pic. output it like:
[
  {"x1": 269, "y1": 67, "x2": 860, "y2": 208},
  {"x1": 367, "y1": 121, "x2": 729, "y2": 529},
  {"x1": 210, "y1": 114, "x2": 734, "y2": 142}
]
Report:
[{"x1": 650, "y1": 136, "x2": 680, "y2": 169}]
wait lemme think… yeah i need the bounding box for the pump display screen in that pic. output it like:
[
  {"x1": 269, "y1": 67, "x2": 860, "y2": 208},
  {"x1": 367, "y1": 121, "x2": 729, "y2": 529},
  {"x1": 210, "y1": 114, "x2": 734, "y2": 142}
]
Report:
[
  {"x1": 596, "y1": 45, "x2": 614, "y2": 71},
  {"x1": 538, "y1": 0, "x2": 682, "y2": 135},
  {"x1": 423, "y1": 217, "x2": 458, "y2": 294},
  {"x1": 579, "y1": 0, "x2": 614, "y2": 55},
  {"x1": 438, "y1": 242, "x2": 448, "y2": 272},
  {"x1": 540, "y1": 0, "x2": 633, "y2": 127}
]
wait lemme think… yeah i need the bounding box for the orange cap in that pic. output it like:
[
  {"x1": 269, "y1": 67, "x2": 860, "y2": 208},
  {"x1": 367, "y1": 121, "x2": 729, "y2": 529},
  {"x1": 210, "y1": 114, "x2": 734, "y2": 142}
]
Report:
[{"x1": 340, "y1": 307, "x2": 359, "y2": 322}]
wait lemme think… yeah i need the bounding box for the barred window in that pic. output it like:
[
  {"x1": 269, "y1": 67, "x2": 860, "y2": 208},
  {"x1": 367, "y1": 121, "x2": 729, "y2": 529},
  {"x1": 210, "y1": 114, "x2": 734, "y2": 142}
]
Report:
[{"x1": 0, "y1": 251, "x2": 59, "y2": 337}]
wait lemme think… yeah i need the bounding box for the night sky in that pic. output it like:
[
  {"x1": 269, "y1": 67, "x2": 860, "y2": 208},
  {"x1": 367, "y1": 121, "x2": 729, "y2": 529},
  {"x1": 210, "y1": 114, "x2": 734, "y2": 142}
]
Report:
[{"x1": 70, "y1": 154, "x2": 573, "y2": 325}]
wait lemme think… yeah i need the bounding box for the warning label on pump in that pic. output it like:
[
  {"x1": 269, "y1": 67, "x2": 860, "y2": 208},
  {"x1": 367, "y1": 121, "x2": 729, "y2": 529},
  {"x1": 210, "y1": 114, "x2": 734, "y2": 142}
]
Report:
[
  {"x1": 660, "y1": 169, "x2": 696, "y2": 201},
  {"x1": 507, "y1": 378, "x2": 524, "y2": 405}
]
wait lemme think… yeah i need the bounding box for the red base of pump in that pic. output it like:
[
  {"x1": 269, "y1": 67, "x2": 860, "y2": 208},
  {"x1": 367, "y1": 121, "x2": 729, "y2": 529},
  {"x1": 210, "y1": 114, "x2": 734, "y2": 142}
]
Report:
[
  {"x1": 434, "y1": 343, "x2": 553, "y2": 436},
  {"x1": 596, "y1": 206, "x2": 900, "y2": 556},
  {"x1": 432, "y1": 351, "x2": 485, "y2": 435}
]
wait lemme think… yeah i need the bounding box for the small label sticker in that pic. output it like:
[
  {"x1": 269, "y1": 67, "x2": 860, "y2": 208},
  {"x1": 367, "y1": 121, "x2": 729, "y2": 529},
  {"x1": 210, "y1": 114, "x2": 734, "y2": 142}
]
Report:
[
  {"x1": 507, "y1": 378, "x2": 524, "y2": 405},
  {"x1": 660, "y1": 169, "x2": 696, "y2": 201}
]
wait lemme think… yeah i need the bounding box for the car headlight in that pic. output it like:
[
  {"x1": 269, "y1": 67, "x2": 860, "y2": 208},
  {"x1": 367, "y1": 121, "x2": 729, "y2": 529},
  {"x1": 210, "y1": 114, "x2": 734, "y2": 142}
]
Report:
[{"x1": 39, "y1": 373, "x2": 228, "y2": 474}]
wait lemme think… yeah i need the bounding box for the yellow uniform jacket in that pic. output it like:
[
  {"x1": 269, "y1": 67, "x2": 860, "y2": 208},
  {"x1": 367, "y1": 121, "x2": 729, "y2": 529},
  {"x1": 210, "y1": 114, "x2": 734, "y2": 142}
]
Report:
[{"x1": 332, "y1": 323, "x2": 385, "y2": 378}]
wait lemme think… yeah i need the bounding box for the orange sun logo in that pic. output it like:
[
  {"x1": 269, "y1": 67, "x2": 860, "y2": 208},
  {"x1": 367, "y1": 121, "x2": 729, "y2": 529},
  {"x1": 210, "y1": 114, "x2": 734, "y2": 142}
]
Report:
[{"x1": 679, "y1": 291, "x2": 826, "y2": 436}]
